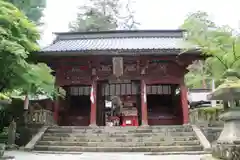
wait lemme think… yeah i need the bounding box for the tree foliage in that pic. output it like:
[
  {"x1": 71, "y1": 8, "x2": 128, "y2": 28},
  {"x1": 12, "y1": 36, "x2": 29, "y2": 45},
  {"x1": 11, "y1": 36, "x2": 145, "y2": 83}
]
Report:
[
  {"x1": 185, "y1": 60, "x2": 210, "y2": 88},
  {"x1": 69, "y1": 0, "x2": 139, "y2": 32},
  {"x1": 0, "y1": 0, "x2": 59, "y2": 99},
  {"x1": 181, "y1": 11, "x2": 240, "y2": 88},
  {"x1": 4, "y1": 0, "x2": 46, "y2": 25}
]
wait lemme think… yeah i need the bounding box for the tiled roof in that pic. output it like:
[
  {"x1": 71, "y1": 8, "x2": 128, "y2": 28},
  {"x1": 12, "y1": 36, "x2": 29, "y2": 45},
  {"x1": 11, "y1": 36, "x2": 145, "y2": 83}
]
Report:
[{"x1": 40, "y1": 30, "x2": 197, "y2": 55}]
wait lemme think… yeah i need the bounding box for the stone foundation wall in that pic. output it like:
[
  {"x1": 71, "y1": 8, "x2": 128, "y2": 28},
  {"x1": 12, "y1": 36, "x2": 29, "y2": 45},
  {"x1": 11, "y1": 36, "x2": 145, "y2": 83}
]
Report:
[{"x1": 201, "y1": 127, "x2": 222, "y2": 143}]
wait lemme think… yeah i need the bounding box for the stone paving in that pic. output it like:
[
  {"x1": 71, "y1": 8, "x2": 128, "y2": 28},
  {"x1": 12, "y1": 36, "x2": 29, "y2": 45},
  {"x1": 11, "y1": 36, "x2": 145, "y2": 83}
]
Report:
[{"x1": 4, "y1": 151, "x2": 210, "y2": 160}]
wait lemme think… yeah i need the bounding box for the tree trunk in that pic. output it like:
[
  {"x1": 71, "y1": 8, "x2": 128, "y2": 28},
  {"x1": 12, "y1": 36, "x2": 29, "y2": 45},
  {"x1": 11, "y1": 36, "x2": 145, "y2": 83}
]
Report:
[{"x1": 202, "y1": 78, "x2": 207, "y2": 88}]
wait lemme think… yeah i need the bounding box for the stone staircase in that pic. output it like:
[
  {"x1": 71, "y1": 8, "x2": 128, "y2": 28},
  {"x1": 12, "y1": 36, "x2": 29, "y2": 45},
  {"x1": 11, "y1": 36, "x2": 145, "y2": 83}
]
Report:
[{"x1": 33, "y1": 125, "x2": 204, "y2": 152}]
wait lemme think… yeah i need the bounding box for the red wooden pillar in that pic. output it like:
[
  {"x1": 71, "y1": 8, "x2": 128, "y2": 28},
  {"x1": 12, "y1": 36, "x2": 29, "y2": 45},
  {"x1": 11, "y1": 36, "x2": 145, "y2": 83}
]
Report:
[
  {"x1": 53, "y1": 96, "x2": 59, "y2": 124},
  {"x1": 90, "y1": 80, "x2": 97, "y2": 126},
  {"x1": 54, "y1": 69, "x2": 60, "y2": 124},
  {"x1": 141, "y1": 80, "x2": 148, "y2": 126},
  {"x1": 180, "y1": 82, "x2": 189, "y2": 124}
]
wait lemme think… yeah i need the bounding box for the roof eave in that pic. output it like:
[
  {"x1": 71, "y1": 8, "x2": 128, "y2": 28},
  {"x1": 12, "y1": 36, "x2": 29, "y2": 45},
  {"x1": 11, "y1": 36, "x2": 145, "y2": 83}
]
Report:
[{"x1": 35, "y1": 48, "x2": 201, "y2": 57}]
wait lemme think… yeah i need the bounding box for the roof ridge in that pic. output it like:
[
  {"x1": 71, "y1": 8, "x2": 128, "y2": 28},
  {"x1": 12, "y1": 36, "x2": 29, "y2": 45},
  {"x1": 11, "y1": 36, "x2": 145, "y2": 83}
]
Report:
[
  {"x1": 54, "y1": 29, "x2": 186, "y2": 35},
  {"x1": 55, "y1": 36, "x2": 183, "y2": 41},
  {"x1": 54, "y1": 30, "x2": 184, "y2": 41}
]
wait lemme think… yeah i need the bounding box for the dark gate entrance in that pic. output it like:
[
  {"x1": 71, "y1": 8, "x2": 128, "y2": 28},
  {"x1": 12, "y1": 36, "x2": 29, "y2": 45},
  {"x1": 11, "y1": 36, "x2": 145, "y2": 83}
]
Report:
[
  {"x1": 97, "y1": 80, "x2": 141, "y2": 126},
  {"x1": 59, "y1": 85, "x2": 91, "y2": 126}
]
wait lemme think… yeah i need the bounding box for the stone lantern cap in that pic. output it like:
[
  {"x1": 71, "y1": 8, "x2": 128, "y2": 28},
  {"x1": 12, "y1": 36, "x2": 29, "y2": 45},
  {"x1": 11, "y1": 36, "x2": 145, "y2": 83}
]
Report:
[{"x1": 207, "y1": 79, "x2": 240, "y2": 101}]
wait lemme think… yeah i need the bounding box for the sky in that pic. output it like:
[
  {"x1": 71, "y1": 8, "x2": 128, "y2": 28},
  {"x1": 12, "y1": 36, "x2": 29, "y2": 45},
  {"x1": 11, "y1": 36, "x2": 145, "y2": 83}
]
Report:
[{"x1": 40, "y1": 0, "x2": 240, "y2": 47}]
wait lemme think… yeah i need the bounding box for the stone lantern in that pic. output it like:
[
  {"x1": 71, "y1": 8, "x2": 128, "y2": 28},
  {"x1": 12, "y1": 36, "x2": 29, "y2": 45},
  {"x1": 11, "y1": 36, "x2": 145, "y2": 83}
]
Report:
[{"x1": 206, "y1": 77, "x2": 240, "y2": 160}]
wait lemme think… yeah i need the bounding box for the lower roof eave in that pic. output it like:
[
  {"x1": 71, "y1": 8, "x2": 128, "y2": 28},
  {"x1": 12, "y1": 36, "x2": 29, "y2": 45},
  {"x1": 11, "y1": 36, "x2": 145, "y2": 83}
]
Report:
[{"x1": 36, "y1": 49, "x2": 201, "y2": 57}]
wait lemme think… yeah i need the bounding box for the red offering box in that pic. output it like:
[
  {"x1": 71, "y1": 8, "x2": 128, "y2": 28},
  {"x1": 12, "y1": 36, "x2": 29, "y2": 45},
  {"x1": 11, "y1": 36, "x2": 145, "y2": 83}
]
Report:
[{"x1": 121, "y1": 116, "x2": 138, "y2": 126}]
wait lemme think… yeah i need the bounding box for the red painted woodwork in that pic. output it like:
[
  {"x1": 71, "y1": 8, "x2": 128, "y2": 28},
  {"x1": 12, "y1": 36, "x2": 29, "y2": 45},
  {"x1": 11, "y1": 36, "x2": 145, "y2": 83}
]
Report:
[
  {"x1": 180, "y1": 83, "x2": 189, "y2": 124},
  {"x1": 121, "y1": 116, "x2": 139, "y2": 126},
  {"x1": 46, "y1": 100, "x2": 53, "y2": 111},
  {"x1": 55, "y1": 56, "x2": 188, "y2": 86},
  {"x1": 141, "y1": 80, "x2": 148, "y2": 126},
  {"x1": 90, "y1": 80, "x2": 97, "y2": 126},
  {"x1": 144, "y1": 77, "x2": 181, "y2": 85},
  {"x1": 47, "y1": 55, "x2": 198, "y2": 126},
  {"x1": 53, "y1": 96, "x2": 59, "y2": 123}
]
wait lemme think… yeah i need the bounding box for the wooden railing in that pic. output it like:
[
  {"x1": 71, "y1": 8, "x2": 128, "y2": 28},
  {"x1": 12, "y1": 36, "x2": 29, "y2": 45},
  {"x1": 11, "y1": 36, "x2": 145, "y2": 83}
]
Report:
[{"x1": 25, "y1": 109, "x2": 55, "y2": 125}]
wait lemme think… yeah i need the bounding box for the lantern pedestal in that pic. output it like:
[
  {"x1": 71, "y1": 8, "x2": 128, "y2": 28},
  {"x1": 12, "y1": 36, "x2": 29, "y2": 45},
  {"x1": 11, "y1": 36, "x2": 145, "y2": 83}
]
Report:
[{"x1": 211, "y1": 109, "x2": 240, "y2": 160}]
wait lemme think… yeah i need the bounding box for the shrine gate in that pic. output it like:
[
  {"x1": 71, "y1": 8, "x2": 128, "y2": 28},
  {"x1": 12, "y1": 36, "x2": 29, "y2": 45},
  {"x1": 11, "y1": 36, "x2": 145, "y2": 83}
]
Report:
[{"x1": 37, "y1": 30, "x2": 201, "y2": 126}]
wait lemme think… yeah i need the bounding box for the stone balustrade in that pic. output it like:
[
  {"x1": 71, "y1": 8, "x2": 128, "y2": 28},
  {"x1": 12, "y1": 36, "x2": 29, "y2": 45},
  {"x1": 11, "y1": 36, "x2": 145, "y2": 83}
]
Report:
[
  {"x1": 189, "y1": 107, "x2": 224, "y2": 145},
  {"x1": 25, "y1": 109, "x2": 55, "y2": 125},
  {"x1": 189, "y1": 107, "x2": 224, "y2": 127}
]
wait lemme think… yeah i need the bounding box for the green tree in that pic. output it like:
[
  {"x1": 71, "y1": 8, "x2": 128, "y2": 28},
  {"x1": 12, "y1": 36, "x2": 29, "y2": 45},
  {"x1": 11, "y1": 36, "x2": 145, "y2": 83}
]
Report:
[
  {"x1": 185, "y1": 60, "x2": 210, "y2": 88},
  {"x1": 181, "y1": 11, "x2": 240, "y2": 88},
  {"x1": 4, "y1": 0, "x2": 46, "y2": 25},
  {"x1": 0, "y1": 0, "x2": 59, "y2": 98},
  {"x1": 69, "y1": 0, "x2": 139, "y2": 31}
]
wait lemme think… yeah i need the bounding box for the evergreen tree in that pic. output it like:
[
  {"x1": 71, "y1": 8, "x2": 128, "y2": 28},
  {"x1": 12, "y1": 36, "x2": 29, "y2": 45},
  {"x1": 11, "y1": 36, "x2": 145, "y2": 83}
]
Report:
[
  {"x1": 4, "y1": 0, "x2": 46, "y2": 25},
  {"x1": 69, "y1": 0, "x2": 139, "y2": 31}
]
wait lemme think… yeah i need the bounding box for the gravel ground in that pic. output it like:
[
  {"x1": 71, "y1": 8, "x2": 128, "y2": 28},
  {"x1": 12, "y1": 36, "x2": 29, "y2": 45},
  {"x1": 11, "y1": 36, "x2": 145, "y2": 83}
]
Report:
[{"x1": 3, "y1": 151, "x2": 210, "y2": 160}]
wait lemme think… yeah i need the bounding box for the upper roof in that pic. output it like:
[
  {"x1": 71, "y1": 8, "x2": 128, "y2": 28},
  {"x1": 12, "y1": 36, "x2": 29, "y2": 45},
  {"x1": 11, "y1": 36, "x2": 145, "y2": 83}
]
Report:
[{"x1": 40, "y1": 30, "x2": 199, "y2": 56}]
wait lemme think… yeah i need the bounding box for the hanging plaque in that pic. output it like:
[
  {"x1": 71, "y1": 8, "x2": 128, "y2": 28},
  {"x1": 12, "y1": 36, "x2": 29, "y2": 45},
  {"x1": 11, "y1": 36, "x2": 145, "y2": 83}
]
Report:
[{"x1": 112, "y1": 57, "x2": 123, "y2": 78}]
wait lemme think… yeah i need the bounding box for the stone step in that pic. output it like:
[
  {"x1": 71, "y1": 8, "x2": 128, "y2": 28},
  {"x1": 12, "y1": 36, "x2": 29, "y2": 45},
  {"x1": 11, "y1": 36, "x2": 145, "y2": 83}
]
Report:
[
  {"x1": 47, "y1": 127, "x2": 193, "y2": 134},
  {"x1": 43, "y1": 132, "x2": 196, "y2": 137},
  {"x1": 34, "y1": 145, "x2": 203, "y2": 152},
  {"x1": 52, "y1": 125, "x2": 191, "y2": 129},
  {"x1": 41, "y1": 135, "x2": 198, "y2": 142},
  {"x1": 37, "y1": 140, "x2": 201, "y2": 147}
]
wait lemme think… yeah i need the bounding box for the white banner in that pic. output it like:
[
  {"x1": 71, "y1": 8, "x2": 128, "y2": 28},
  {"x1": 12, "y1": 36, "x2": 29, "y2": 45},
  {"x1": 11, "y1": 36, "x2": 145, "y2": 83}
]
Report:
[
  {"x1": 90, "y1": 85, "x2": 95, "y2": 104},
  {"x1": 24, "y1": 95, "x2": 29, "y2": 110},
  {"x1": 143, "y1": 83, "x2": 147, "y2": 103}
]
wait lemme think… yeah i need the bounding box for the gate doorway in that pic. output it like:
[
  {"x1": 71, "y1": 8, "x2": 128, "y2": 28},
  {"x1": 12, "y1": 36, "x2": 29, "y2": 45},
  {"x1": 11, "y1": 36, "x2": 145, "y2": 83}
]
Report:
[
  {"x1": 97, "y1": 80, "x2": 141, "y2": 126},
  {"x1": 59, "y1": 85, "x2": 91, "y2": 126},
  {"x1": 147, "y1": 84, "x2": 183, "y2": 125}
]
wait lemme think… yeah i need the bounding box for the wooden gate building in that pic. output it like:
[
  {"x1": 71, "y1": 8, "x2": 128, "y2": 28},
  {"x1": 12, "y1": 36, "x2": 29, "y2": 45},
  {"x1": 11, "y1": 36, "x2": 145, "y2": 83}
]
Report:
[{"x1": 37, "y1": 30, "x2": 201, "y2": 126}]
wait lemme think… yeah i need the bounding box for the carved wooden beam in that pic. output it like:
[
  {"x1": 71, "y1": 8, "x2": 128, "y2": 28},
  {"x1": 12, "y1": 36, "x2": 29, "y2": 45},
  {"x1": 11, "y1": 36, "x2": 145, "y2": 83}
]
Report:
[
  {"x1": 136, "y1": 60, "x2": 140, "y2": 71},
  {"x1": 141, "y1": 60, "x2": 149, "y2": 75}
]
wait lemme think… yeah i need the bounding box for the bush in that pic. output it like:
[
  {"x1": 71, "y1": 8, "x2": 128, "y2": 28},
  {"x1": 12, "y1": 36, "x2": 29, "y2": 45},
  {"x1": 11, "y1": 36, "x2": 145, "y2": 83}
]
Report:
[
  {"x1": 0, "y1": 128, "x2": 8, "y2": 144},
  {"x1": 0, "y1": 99, "x2": 31, "y2": 147},
  {"x1": 197, "y1": 106, "x2": 224, "y2": 116}
]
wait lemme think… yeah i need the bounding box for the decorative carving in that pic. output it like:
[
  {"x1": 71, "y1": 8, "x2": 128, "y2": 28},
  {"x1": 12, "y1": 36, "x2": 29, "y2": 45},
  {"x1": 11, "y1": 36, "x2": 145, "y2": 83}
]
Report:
[
  {"x1": 59, "y1": 65, "x2": 91, "y2": 85},
  {"x1": 92, "y1": 68, "x2": 96, "y2": 76},
  {"x1": 148, "y1": 62, "x2": 168, "y2": 76},
  {"x1": 141, "y1": 60, "x2": 149, "y2": 75},
  {"x1": 98, "y1": 65, "x2": 112, "y2": 72},
  {"x1": 141, "y1": 68, "x2": 146, "y2": 75},
  {"x1": 159, "y1": 63, "x2": 167, "y2": 75},
  {"x1": 125, "y1": 64, "x2": 137, "y2": 72}
]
